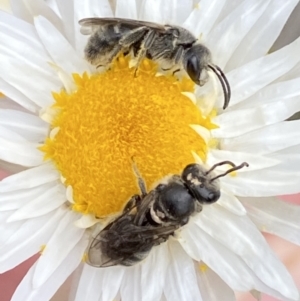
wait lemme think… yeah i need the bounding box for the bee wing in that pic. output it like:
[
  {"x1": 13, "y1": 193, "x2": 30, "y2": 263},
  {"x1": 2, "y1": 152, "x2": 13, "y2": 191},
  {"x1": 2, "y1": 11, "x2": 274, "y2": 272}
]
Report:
[
  {"x1": 79, "y1": 17, "x2": 167, "y2": 35},
  {"x1": 86, "y1": 229, "x2": 123, "y2": 267}
]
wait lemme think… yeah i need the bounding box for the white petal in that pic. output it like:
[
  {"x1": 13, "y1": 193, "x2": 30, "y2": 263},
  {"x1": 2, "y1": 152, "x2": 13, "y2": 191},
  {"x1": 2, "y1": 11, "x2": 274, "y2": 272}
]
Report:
[
  {"x1": 24, "y1": 0, "x2": 64, "y2": 33},
  {"x1": 195, "y1": 205, "x2": 299, "y2": 300},
  {"x1": 196, "y1": 263, "x2": 236, "y2": 301},
  {"x1": 0, "y1": 109, "x2": 49, "y2": 142},
  {"x1": 139, "y1": 0, "x2": 164, "y2": 22},
  {"x1": 268, "y1": 145, "x2": 300, "y2": 172},
  {"x1": 0, "y1": 0, "x2": 11, "y2": 12},
  {"x1": 214, "y1": 98, "x2": 300, "y2": 138},
  {"x1": 280, "y1": 61, "x2": 300, "y2": 82},
  {"x1": 0, "y1": 78, "x2": 38, "y2": 112},
  {"x1": 179, "y1": 221, "x2": 254, "y2": 291},
  {"x1": 10, "y1": 0, "x2": 32, "y2": 23},
  {"x1": 0, "y1": 136, "x2": 43, "y2": 166},
  {"x1": 0, "y1": 211, "x2": 23, "y2": 245},
  {"x1": 183, "y1": 0, "x2": 226, "y2": 38},
  {"x1": 181, "y1": 91, "x2": 197, "y2": 105},
  {"x1": 241, "y1": 196, "x2": 300, "y2": 246},
  {"x1": 49, "y1": 127, "x2": 60, "y2": 139},
  {"x1": 180, "y1": 221, "x2": 296, "y2": 299},
  {"x1": 0, "y1": 159, "x2": 27, "y2": 175},
  {"x1": 218, "y1": 189, "x2": 246, "y2": 216},
  {"x1": 0, "y1": 208, "x2": 65, "y2": 273},
  {"x1": 101, "y1": 266, "x2": 125, "y2": 301},
  {"x1": 74, "y1": 0, "x2": 113, "y2": 19},
  {"x1": 139, "y1": 0, "x2": 191, "y2": 23},
  {"x1": 222, "y1": 167, "x2": 300, "y2": 197},
  {"x1": 164, "y1": 239, "x2": 203, "y2": 301},
  {"x1": 120, "y1": 265, "x2": 142, "y2": 301},
  {"x1": 0, "y1": 12, "x2": 61, "y2": 106},
  {"x1": 227, "y1": 36, "x2": 300, "y2": 107},
  {"x1": 221, "y1": 120, "x2": 300, "y2": 155},
  {"x1": 141, "y1": 243, "x2": 169, "y2": 301},
  {"x1": 157, "y1": 0, "x2": 194, "y2": 25},
  {"x1": 44, "y1": 0, "x2": 60, "y2": 15},
  {"x1": 11, "y1": 236, "x2": 87, "y2": 301},
  {"x1": 0, "y1": 182, "x2": 56, "y2": 211},
  {"x1": 226, "y1": 0, "x2": 299, "y2": 71},
  {"x1": 207, "y1": 149, "x2": 280, "y2": 171},
  {"x1": 0, "y1": 124, "x2": 27, "y2": 142},
  {"x1": 0, "y1": 163, "x2": 59, "y2": 192},
  {"x1": 55, "y1": 0, "x2": 76, "y2": 47},
  {"x1": 189, "y1": 124, "x2": 211, "y2": 143},
  {"x1": 74, "y1": 264, "x2": 104, "y2": 301},
  {"x1": 34, "y1": 16, "x2": 90, "y2": 75},
  {"x1": 7, "y1": 184, "x2": 66, "y2": 221},
  {"x1": 115, "y1": 0, "x2": 137, "y2": 19},
  {"x1": 0, "y1": 54, "x2": 60, "y2": 109},
  {"x1": 32, "y1": 211, "x2": 85, "y2": 288},
  {"x1": 231, "y1": 77, "x2": 300, "y2": 111},
  {"x1": 66, "y1": 185, "x2": 74, "y2": 203},
  {"x1": 74, "y1": 214, "x2": 99, "y2": 228},
  {"x1": 0, "y1": 95, "x2": 29, "y2": 111},
  {"x1": 206, "y1": 0, "x2": 270, "y2": 68}
]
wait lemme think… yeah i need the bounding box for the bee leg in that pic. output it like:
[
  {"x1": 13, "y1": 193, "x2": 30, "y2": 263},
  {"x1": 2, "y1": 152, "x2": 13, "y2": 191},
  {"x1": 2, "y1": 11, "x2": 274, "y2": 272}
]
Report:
[
  {"x1": 172, "y1": 45, "x2": 184, "y2": 64},
  {"x1": 131, "y1": 158, "x2": 147, "y2": 197},
  {"x1": 123, "y1": 194, "x2": 142, "y2": 213},
  {"x1": 133, "y1": 30, "x2": 157, "y2": 75},
  {"x1": 120, "y1": 26, "x2": 149, "y2": 48}
]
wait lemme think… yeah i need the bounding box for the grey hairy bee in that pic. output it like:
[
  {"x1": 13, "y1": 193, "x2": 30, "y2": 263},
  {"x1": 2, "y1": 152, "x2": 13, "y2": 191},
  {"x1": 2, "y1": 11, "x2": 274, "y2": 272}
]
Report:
[
  {"x1": 86, "y1": 160, "x2": 248, "y2": 267},
  {"x1": 79, "y1": 18, "x2": 231, "y2": 109}
]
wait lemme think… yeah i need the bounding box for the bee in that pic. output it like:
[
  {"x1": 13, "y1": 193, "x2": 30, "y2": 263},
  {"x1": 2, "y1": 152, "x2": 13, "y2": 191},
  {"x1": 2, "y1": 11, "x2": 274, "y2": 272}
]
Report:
[
  {"x1": 86, "y1": 160, "x2": 248, "y2": 267},
  {"x1": 79, "y1": 18, "x2": 231, "y2": 109}
]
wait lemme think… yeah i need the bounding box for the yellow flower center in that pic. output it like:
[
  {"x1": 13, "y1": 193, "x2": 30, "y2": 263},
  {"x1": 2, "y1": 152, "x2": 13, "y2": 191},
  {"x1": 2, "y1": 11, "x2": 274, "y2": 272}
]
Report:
[{"x1": 41, "y1": 56, "x2": 216, "y2": 218}]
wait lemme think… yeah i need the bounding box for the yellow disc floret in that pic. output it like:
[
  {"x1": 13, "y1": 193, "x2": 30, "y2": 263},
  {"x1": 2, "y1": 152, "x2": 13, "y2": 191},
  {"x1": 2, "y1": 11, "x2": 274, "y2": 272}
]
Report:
[{"x1": 41, "y1": 56, "x2": 216, "y2": 217}]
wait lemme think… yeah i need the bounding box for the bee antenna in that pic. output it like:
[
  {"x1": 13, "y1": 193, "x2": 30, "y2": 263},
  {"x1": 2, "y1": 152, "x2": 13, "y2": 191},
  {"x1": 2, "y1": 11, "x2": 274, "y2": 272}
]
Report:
[
  {"x1": 208, "y1": 64, "x2": 231, "y2": 110},
  {"x1": 205, "y1": 160, "x2": 237, "y2": 175},
  {"x1": 210, "y1": 162, "x2": 249, "y2": 182}
]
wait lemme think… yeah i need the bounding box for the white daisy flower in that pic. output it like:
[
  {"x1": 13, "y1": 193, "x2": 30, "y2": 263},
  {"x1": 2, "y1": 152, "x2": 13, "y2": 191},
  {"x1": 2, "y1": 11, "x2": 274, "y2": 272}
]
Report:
[{"x1": 1, "y1": 1, "x2": 300, "y2": 301}]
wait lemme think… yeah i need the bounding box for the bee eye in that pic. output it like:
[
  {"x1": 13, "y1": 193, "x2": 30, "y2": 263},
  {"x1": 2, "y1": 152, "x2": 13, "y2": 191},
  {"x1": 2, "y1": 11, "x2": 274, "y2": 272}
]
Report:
[
  {"x1": 188, "y1": 186, "x2": 220, "y2": 204},
  {"x1": 185, "y1": 54, "x2": 200, "y2": 84},
  {"x1": 207, "y1": 192, "x2": 219, "y2": 203}
]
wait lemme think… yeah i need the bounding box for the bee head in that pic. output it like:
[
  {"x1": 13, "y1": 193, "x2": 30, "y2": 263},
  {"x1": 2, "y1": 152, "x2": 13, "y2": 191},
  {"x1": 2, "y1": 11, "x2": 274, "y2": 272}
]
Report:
[
  {"x1": 181, "y1": 162, "x2": 249, "y2": 204},
  {"x1": 183, "y1": 44, "x2": 211, "y2": 86},
  {"x1": 181, "y1": 163, "x2": 220, "y2": 204}
]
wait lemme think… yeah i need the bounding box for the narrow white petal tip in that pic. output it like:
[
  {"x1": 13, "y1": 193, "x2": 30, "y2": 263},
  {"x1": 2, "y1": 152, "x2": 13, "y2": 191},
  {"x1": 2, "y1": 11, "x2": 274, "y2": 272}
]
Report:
[
  {"x1": 48, "y1": 62, "x2": 76, "y2": 94},
  {"x1": 74, "y1": 214, "x2": 99, "y2": 229},
  {"x1": 60, "y1": 175, "x2": 66, "y2": 183},
  {"x1": 191, "y1": 151, "x2": 204, "y2": 164},
  {"x1": 66, "y1": 185, "x2": 74, "y2": 204},
  {"x1": 189, "y1": 124, "x2": 211, "y2": 143},
  {"x1": 181, "y1": 92, "x2": 197, "y2": 105},
  {"x1": 50, "y1": 127, "x2": 60, "y2": 139},
  {"x1": 155, "y1": 72, "x2": 164, "y2": 77},
  {"x1": 39, "y1": 107, "x2": 59, "y2": 124},
  {"x1": 129, "y1": 59, "x2": 137, "y2": 68}
]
